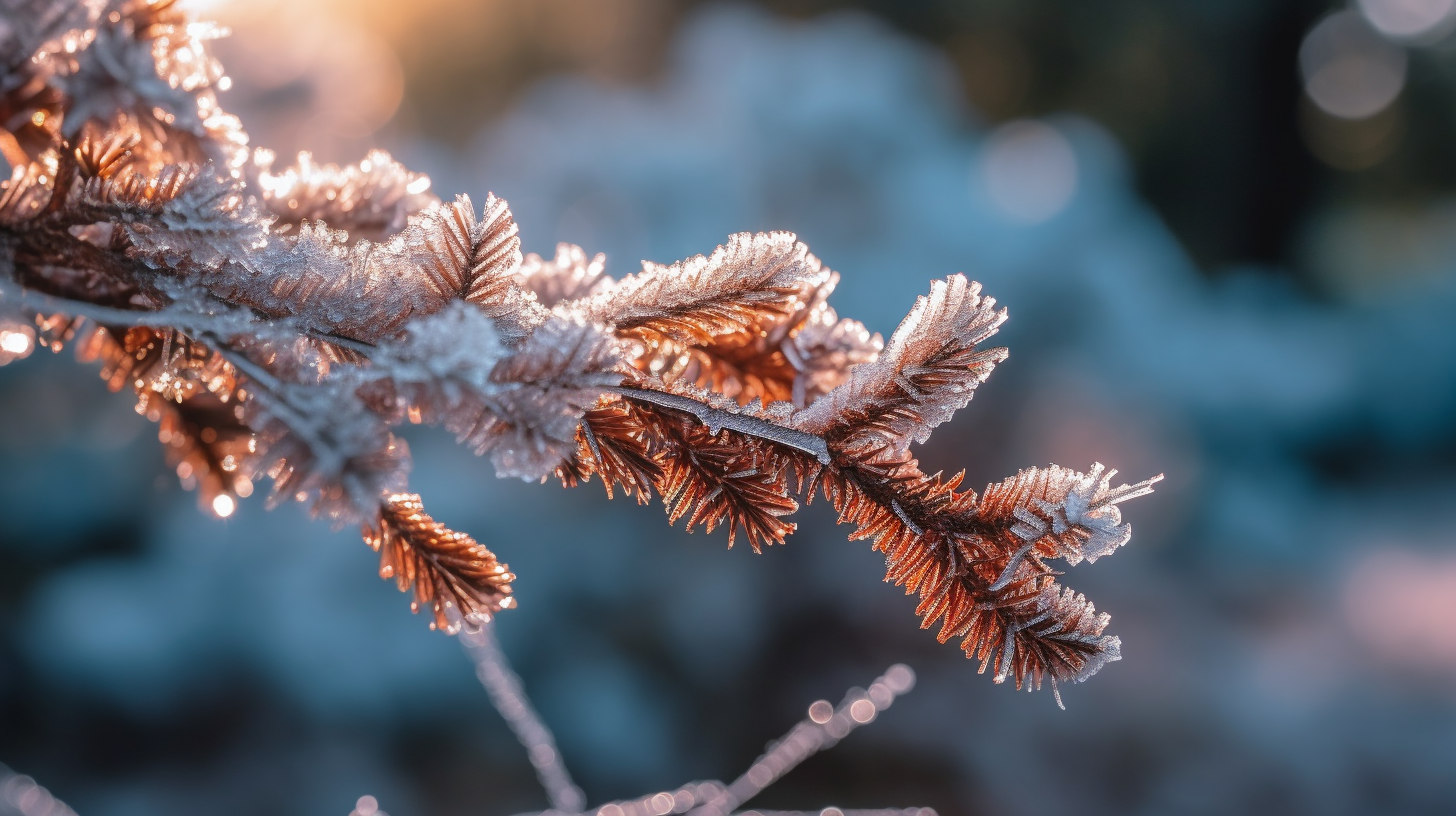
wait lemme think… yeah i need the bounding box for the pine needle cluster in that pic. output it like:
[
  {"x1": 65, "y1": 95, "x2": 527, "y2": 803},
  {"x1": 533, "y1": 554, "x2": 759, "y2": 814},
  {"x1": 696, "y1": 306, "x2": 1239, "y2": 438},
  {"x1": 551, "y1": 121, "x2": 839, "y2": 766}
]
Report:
[{"x1": 0, "y1": 0, "x2": 1159, "y2": 703}]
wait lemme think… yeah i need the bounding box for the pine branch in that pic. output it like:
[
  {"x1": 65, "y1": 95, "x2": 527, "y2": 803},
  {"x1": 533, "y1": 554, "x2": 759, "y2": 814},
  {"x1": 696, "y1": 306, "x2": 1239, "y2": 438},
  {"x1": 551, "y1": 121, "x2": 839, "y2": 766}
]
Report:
[
  {"x1": 365, "y1": 493, "x2": 515, "y2": 634},
  {"x1": 0, "y1": 0, "x2": 1161, "y2": 704},
  {"x1": 592, "y1": 381, "x2": 1157, "y2": 700},
  {"x1": 609, "y1": 384, "x2": 830, "y2": 463}
]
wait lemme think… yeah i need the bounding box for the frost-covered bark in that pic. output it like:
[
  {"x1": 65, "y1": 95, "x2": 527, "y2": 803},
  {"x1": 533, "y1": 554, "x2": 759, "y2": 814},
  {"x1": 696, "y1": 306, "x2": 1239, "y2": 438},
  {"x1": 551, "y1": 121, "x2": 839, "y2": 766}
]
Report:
[{"x1": 0, "y1": 0, "x2": 1158, "y2": 696}]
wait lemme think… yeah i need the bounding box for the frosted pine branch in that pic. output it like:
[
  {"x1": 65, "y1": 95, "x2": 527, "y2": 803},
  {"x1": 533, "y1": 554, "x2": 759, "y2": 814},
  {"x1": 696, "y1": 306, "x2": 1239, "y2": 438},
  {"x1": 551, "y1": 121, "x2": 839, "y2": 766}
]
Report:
[{"x1": 0, "y1": 0, "x2": 1160, "y2": 700}]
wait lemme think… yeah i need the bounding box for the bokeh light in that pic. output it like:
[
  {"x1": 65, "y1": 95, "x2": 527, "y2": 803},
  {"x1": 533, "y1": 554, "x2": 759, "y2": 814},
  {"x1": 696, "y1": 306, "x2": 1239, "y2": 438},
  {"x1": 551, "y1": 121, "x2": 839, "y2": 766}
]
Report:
[
  {"x1": 1344, "y1": 548, "x2": 1456, "y2": 678},
  {"x1": 1300, "y1": 11, "x2": 1407, "y2": 120},
  {"x1": 979, "y1": 119, "x2": 1078, "y2": 223},
  {"x1": 346, "y1": 794, "x2": 385, "y2": 816},
  {"x1": 1357, "y1": 0, "x2": 1456, "y2": 41},
  {"x1": 1298, "y1": 96, "x2": 1403, "y2": 171},
  {"x1": 0, "y1": 323, "x2": 35, "y2": 366},
  {"x1": 191, "y1": 0, "x2": 405, "y2": 160}
]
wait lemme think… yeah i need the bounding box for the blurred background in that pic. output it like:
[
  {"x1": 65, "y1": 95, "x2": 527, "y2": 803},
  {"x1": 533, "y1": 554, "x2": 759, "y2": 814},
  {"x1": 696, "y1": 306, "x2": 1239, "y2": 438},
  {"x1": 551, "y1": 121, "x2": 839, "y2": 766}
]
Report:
[{"x1": 5, "y1": 0, "x2": 1456, "y2": 814}]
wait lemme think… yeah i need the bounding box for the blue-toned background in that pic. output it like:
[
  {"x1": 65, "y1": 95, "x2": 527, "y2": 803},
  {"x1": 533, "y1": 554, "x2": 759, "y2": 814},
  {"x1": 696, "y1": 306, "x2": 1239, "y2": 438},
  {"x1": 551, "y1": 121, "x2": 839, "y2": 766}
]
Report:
[{"x1": 5, "y1": 1, "x2": 1456, "y2": 814}]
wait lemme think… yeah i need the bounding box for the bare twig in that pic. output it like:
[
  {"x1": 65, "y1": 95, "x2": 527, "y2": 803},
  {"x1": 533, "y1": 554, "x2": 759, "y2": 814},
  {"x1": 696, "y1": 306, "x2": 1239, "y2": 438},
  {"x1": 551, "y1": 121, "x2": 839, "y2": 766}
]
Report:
[
  {"x1": 461, "y1": 624, "x2": 588, "y2": 813},
  {"x1": 503, "y1": 664, "x2": 932, "y2": 816},
  {"x1": 689, "y1": 665, "x2": 918, "y2": 816},
  {"x1": 0, "y1": 763, "x2": 78, "y2": 816}
]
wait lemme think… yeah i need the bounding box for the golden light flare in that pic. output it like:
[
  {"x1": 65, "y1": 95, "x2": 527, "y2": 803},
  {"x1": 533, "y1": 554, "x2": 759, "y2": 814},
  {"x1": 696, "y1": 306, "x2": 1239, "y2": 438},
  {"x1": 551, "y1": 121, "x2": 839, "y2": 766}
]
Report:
[
  {"x1": 211, "y1": 493, "x2": 237, "y2": 518},
  {"x1": 0, "y1": 325, "x2": 36, "y2": 364}
]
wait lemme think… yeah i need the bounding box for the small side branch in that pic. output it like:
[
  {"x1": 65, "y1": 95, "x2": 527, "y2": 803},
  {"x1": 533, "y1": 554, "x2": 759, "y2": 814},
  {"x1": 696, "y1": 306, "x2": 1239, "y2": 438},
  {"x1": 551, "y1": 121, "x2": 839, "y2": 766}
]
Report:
[
  {"x1": 503, "y1": 664, "x2": 931, "y2": 816},
  {"x1": 690, "y1": 664, "x2": 917, "y2": 816},
  {"x1": 460, "y1": 624, "x2": 587, "y2": 814},
  {"x1": 0, "y1": 762, "x2": 79, "y2": 816},
  {"x1": 0, "y1": 279, "x2": 195, "y2": 331}
]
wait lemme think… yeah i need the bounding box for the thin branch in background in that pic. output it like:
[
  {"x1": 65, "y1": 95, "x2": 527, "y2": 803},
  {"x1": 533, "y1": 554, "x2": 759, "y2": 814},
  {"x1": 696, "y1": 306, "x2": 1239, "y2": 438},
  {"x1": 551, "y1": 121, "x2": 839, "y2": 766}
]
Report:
[
  {"x1": 735, "y1": 811, "x2": 932, "y2": 816},
  {"x1": 5, "y1": 650, "x2": 935, "y2": 816},
  {"x1": 0, "y1": 764, "x2": 78, "y2": 816},
  {"x1": 505, "y1": 663, "x2": 933, "y2": 816},
  {"x1": 689, "y1": 664, "x2": 919, "y2": 816},
  {"x1": 461, "y1": 624, "x2": 589, "y2": 813}
]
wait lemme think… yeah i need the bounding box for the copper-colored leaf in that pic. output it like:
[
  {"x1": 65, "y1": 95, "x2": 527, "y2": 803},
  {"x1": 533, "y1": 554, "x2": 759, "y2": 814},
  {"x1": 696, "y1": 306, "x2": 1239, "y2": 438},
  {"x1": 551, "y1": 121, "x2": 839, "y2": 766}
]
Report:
[
  {"x1": 515, "y1": 242, "x2": 610, "y2": 308},
  {"x1": 254, "y1": 149, "x2": 436, "y2": 240},
  {"x1": 637, "y1": 271, "x2": 882, "y2": 409},
  {"x1": 618, "y1": 260, "x2": 856, "y2": 408},
  {"x1": 365, "y1": 493, "x2": 516, "y2": 634}
]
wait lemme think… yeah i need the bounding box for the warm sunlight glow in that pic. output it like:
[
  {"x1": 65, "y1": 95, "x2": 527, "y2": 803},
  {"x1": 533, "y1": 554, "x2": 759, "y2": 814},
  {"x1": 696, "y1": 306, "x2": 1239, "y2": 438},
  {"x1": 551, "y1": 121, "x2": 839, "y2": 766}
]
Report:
[
  {"x1": 212, "y1": 493, "x2": 237, "y2": 518},
  {"x1": 0, "y1": 327, "x2": 35, "y2": 364},
  {"x1": 0, "y1": 329, "x2": 31, "y2": 354}
]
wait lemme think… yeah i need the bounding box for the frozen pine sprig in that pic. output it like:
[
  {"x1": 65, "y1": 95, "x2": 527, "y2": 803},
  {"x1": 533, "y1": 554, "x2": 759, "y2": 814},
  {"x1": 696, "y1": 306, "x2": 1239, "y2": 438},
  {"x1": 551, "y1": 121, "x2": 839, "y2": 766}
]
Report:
[
  {"x1": 0, "y1": 0, "x2": 1159, "y2": 698},
  {"x1": 368, "y1": 494, "x2": 516, "y2": 634},
  {"x1": 992, "y1": 462, "x2": 1164, "y2": 568}
]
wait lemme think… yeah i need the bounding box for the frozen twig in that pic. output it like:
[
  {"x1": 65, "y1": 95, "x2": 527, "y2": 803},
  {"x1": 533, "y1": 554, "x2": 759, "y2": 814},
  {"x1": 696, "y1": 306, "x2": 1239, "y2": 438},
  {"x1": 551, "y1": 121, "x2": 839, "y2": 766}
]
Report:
[
  {"x1": 461, "y1": 624, "x2": 588, "y2": 813},
  {"x1": 0, "y1": 763, "x2": 78, "y2": 816},
  {"x1": 689, "y1": 665, "x2": 918, "y2": 816},
  {"x1": 731, "y1": 811, "x2": 933, "y2": 816},
  {"x1": 505, "y1": 664, "x2": 931, "y2": 816}
]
